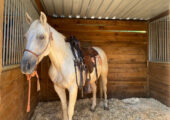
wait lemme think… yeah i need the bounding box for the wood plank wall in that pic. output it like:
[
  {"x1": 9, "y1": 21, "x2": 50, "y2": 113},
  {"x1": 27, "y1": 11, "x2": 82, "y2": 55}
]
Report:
[
  {"x1": 149, "y1": 63, "x2": 170, "y2": 106},
  {"x1": 0, "y1": 68, "x2": 39, "y2": 120},
  {"x1": 149, "y1": 11, "x2": 170, "y2": 107},
  {"x1": 38, "y1": 17, "x2": 148, "y2": 101}
]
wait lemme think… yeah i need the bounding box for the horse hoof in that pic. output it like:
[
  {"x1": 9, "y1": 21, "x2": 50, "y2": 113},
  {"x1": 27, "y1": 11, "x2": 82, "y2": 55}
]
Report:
[
  {"x1": 104, "y1": 106, "x2": 109, "y2": 110},
  {"x1": 90, "y1": 106, "x2": 96, "y2": 112}
]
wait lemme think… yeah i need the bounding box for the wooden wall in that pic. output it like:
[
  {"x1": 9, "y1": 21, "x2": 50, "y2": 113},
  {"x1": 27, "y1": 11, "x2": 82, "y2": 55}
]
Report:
[
  {"x1": 0, "y1": 68, "x2": 39, "y2": 120},
  {"x1": 39, "y1": 17, "x2": 148, "y2": 101},
  {"x1": 149, "y1": 62, "x2": 170, "y2": 106}
]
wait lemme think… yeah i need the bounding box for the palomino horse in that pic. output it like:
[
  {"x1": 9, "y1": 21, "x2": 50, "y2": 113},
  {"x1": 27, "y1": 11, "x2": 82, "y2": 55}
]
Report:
[{"x1": 21, "y1": 12, "x2": 108, "y2": 120}]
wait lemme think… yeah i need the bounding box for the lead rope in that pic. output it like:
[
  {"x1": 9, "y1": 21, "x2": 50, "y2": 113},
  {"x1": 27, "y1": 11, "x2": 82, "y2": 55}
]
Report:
[{"x1": 26, "y1": 71, "x2": 40, "y2": 112}]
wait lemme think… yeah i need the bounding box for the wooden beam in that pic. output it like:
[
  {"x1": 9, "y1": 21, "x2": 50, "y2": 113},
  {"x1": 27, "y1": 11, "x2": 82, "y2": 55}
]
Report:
[
  {"x1": 34, "y1": 0, "x2": 44, "y2": 13},
  {"x1": 0, "y1": 0, "x2": 4, "y2": 105},
  {"x1": 149, "y1": 10, "x2": 170, "y2": 22},
  {"x1": 0, "y1": 0, "x2": 4, "y2": 74}
]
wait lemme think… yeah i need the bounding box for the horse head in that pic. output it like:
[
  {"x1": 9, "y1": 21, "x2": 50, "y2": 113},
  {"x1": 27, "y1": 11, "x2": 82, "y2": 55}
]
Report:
[{"x1": 21, "y1": 12, "x2": 51, "y2": 74}]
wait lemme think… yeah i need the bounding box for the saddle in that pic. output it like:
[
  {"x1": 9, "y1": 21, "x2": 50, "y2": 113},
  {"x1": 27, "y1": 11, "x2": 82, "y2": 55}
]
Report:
[
  {"x1": 67, "y1": 36, "x2": 98, "y2": 73},
  {"x1": 81, "y1": 47, "x2": 98, "y2": 73},
  {"x1": 66, "y1": 36, "x2": 99, "y2": 94}
]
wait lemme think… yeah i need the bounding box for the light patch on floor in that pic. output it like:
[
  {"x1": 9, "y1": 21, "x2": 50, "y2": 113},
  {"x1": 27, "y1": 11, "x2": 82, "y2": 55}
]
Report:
[{"x1": 31, "y1": 98, "x2": 170, "y2": 120}]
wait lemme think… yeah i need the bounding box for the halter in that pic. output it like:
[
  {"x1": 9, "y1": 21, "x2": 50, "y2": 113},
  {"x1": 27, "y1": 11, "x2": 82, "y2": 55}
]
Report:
[{"x1": 24, "y1": 28, "x2": 53, "y2": 62}]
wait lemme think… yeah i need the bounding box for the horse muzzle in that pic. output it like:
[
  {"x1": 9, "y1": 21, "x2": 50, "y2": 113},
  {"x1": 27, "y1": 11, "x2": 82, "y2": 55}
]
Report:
[{"x1": 20, "y1": 56, "x2": 37, "y2": 74}]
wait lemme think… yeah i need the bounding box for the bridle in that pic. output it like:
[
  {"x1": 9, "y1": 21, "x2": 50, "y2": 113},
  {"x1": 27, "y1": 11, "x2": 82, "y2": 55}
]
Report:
[{"x1": 24, "y1": 29, "x2": 53, "y2": 63}]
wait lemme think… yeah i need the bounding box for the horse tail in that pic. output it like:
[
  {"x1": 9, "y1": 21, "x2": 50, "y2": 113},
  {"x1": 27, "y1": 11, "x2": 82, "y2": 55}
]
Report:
[{"x1": 93, "y1": 47, "x2": 108, "y2": 99}]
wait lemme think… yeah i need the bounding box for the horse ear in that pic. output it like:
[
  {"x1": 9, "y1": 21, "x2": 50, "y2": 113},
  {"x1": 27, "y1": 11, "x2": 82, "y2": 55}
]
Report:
[
  {"x1": 40, "y1": 12, "x2": 47, "y2": 24},
  {"x1": 25, "y1": 12, "x2": 32, "y2": 24}
]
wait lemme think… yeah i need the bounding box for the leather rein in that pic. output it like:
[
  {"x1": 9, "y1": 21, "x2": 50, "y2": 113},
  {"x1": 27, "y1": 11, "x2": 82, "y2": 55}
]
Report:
[{"x1": 24, "y1": 29, "x2": 53, "y2": 112}]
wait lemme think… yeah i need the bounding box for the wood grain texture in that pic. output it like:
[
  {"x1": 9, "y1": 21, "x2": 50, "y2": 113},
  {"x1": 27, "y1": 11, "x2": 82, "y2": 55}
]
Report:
[
  {"x1": 38, "y1": 18, "x2": 148, "y2": 100},
  {"x1": 0, "y1": 0, "x2": 4, "y2": 74},
  {"x1": 0, "y1": 68, "x2": 39, "y2": 120},
  {"x1": 149, "y1": 62, "x2": 170, "y2": 106}
]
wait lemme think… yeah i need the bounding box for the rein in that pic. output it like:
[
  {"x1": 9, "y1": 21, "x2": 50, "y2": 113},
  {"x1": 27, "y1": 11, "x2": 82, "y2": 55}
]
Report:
[{"x1": 24, "y1": 28, "x2": 53, "y2": 112}]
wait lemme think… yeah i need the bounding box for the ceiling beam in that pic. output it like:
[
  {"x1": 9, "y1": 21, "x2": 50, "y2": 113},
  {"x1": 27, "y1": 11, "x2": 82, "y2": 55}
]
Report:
[
  {"x1": 149, "y1": 10, "x2": 170, "y2": 22},
  {"x1": 34, "y1": 0, "x2": 45, "y2": 13}
]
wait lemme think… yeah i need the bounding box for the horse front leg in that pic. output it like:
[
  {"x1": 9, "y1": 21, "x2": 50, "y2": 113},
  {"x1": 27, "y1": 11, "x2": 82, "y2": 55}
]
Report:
[
  {"x1": 68, "y1": 84, "x2": 78, "y2": 120},
  {"x1": 54, "y1": 85, "x2": 68, "y2": 120}
]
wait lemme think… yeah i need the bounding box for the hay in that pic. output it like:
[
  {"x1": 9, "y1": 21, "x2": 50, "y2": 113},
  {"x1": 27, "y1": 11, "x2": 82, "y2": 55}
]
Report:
[{"x1": 31, "y1": 98, "x2": 170, "y2": 120}]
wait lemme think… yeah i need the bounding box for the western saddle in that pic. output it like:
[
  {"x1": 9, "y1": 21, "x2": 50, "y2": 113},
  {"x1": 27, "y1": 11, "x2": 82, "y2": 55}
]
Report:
[{"x1": 67, "y1": 36, "x2": 98, "y2": 94}]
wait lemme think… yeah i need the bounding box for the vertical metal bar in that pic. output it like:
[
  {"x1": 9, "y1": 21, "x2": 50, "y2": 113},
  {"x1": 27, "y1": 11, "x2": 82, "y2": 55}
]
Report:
[
  {"x1": 6, "y1": 0, "x2": 11, "y2": 65},
  {"x1": 163, "y1": 17, "x2": 165, "y2": 62},
  {"x1": 11, "y1": 0, "x2": 16, "y2": 65},
  {"x1": 168, "y1": 16, "x2": 169, "y2": 61},
  {"x1": 160, "y1": 18, "x2": 162, "y2": 62},
  {"x1": 16, "y1": 0, "x2": 20, "y2": 64},
  {"x1": 166, "y1": 15, "x2": 168, "y2": 61},
  {"x1": 13, "y1": 0, "x2": 17, "y2": 64},
  {"x1": 18, "y1": 0, "x2": 21, "y2": 62},
  {"x1": 19, "y1": 0, "x2": 22, "y2": 62},
  {"x1": 165, "y1": 16, "x2": 168, "y2": 62},
  {"x1": 9, "y1": 0, "x2": 14, "y2": 65},
  {"x1": 18, "y1": 0, "x2": 21, "y2": 63},
  {"x1": 3, "y1": 0, "x2": 8, "y2": 66},
  {"x1": 14, "y1": 0, "x2": 18, "y2": 64},
  {"x1": 150, "y1": 23, "x2": 152, "y2": 61}
]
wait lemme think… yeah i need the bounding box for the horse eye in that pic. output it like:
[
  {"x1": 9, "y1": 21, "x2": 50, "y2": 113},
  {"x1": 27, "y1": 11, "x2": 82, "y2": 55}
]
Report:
[{"x1": 39, "y1": 35, "x2": 45, "y2": 40}]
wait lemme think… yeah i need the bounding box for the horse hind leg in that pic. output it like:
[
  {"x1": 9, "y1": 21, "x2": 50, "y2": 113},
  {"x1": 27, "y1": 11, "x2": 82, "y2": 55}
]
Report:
[
  {"x1": 90, "y1": 81, "x2": 97, "y2": 112},
  {"x1": 101, "y1": 75, "x2": 109, "y2": 110}
]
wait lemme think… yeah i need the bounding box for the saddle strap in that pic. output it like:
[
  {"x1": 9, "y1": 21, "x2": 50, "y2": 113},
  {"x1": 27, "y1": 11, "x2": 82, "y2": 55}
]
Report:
[{"x1": 94, "y1": 57, "x2": 98, "y2": 79}]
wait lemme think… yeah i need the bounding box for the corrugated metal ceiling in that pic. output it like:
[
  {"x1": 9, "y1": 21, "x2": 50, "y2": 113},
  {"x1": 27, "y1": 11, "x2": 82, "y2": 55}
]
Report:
[{"x1": 40, "y1": 0, "x2": 170, "y2": 20}]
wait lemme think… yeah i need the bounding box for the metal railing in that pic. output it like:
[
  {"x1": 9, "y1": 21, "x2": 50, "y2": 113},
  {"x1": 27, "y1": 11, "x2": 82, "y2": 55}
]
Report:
[
  {"x1": 2, "y1": 0, "x2": 39, "y2": 69},
  {"x1": 149, "y1": 15, "x2": 170, "y2": 62}
]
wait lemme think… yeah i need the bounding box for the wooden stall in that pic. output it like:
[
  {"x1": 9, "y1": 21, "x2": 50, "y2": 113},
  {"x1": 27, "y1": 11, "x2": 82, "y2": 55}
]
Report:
[
  {"x1": 149, "y1": 11, "x2": 170, "y2": 106},
  {"x1": 0, "y1": 0, "x2": 170, "y2": 120},
  {"x1": 0, "y1": 0, "x2": 39, "y2": 120},
  {"x1": 39, "y1": 18, "x2": 148, "y2": 101}
]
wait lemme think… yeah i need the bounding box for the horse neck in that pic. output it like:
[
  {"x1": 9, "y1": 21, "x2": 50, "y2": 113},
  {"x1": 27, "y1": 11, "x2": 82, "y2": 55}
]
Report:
[{"x1": 48, "y1": 26, "x2": 72, "y2": 69}]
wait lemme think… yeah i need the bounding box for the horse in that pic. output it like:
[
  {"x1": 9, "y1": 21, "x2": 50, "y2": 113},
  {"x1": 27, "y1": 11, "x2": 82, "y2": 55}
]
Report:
[{"x1": 20, "y1": 12, "x2": 109, "y2": 120}]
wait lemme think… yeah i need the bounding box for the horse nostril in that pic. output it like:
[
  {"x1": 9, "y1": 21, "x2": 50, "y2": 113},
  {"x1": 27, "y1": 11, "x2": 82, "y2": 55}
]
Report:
[{"x1": 26, "y1": 61, "x2": 31, "y2": 70}]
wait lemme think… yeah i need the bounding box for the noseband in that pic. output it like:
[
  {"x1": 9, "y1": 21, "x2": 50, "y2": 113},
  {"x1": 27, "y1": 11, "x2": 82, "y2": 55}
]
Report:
[{"x1": 24, "y1": 29, "x2": 53, "y2": 62}]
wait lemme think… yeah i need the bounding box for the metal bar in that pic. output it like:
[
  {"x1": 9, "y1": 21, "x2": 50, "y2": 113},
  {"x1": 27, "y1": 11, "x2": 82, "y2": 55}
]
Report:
[
  {"x1": 18, "y1": 0, "x2": 22, "y2": 63},
  {"x1": 9, "y1": 0, "x2": 14, "y2": 65},
  {"x1": 5, "y1": 0, "x2": 12, "y2": 65},
  {"x1": 6, "y1": 0, "x2": 11, "y2": 65},
  {"x1": 11, "y1": 0, "x2": 16, "y2": 65},
  {"x1": 163, "y1": 18, "x2": 165, "y2": 62},
  {"x1": 15, "y1": 0, "x2": 18, "y2": 64},
  {"x1": 166, "y1": 15, "x2": 168, "y2": 61},
  {"x1": 166, "y1": 15, "x2": 169, "y2": 61},
  {"x1": 13, "y1": 0, "x2": 17, "y2": 65},
  {"x1": 17, "y1": 0, "x2": 20, "y2": 64},
  {"x1": 3, "y1": 0, "x2": 8, "y2": 66}
]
